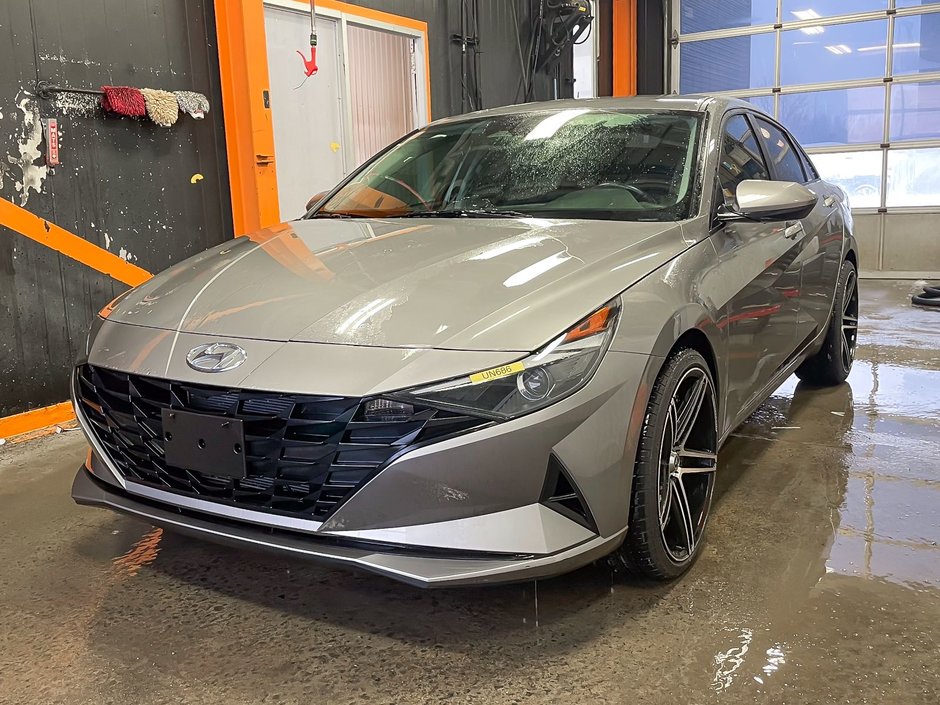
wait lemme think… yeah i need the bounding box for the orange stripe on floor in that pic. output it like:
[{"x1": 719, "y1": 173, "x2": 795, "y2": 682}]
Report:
[
  {"x1": 0, "y1": 199, "x2": 152, "y2": 287},
  {"x1": 0, "y1": 401, "x2": 75, "y2": 440}
]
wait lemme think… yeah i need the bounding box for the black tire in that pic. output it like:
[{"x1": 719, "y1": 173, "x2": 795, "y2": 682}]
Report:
[
  {"x1": 795, "y1": 259, "x2": 859, "y2": 386},
  {"x1": 612, "y1": 348, "x2": 718, "y2": 580}
]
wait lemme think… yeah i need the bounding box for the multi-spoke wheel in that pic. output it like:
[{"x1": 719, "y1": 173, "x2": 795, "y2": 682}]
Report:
[
  {"x1": 613, "y1": 348, "x2": 719, "y2": 579},
  {"x1": 796, "y1": 259, "x2": 859, "y2": 386},
  {"x1": 840, "y1": 269, "x2": 859, "y2": 371}
]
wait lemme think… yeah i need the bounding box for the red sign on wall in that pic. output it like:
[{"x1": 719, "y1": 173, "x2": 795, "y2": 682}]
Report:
[{"x1": 44, "y1": 118, "x2": 59, "y2": 167}]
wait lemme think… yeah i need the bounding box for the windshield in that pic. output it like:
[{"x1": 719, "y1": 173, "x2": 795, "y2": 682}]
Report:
[{"x1": 313, "y1": 109, "x2": 703, "y2": 222}]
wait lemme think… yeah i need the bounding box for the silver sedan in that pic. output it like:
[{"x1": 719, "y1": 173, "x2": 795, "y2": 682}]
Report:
[{"x1": 71, "y1": 96, "x2": 859, "y2": 587}]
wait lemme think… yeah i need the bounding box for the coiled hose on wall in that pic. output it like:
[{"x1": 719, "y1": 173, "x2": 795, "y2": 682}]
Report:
[{"x1": 912, "y1": 282, "x2": 940, "y2": 308}]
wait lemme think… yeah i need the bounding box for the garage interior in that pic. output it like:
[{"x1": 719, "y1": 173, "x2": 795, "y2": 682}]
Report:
[{"x1": 1, "y1": 1, "x2": 938, "y2": 703}]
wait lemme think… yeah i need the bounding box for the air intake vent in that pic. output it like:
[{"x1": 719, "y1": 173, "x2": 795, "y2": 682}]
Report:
[{"x1": 541, "y1": 454, "x2": 596, "y2": 532}]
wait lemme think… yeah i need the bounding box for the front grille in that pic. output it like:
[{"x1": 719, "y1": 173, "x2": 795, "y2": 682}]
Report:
[{"x1": 76, "y1": 364, "x2": 487, "y2": 521}]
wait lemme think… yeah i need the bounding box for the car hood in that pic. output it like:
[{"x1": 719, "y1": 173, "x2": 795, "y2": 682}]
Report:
[{"x1": 108, "y1": 217, "x2": 691, "y2": 352}]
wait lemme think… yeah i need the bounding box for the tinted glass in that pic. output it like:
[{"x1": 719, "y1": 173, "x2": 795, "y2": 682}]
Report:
[
  {"x1": 812, "y1": 151, "x2": 883, "y2": 208},
  {"x1": 886, "y1": 147, "x2": 940, "y2": 207},
  {"x1": 680, "y1": 0, "x2": 776, "y2": 34},
  {"x1": 779, "y1": 86, "x2": 885, "y2": 147},
  {"x1": 317, "y1": 110, "x2": 703, "y2": 222},
  {"x1": 754, "y1": 118, "x2": 807, "y2": 182},
  {"x1": 890, "y1": 81, "x2": 940, "y2": 142},
  {"x1": 718, "y1": 115, "x2": 769, "y2": 204},
  {"x1": 680, "y1": 34, "x2": 776, "y2": 93},
  {"x1": 780, "y1": 19, "x2": 888, "y2": 86},
  {"x1": 892, "y1": 13, "x2": 940, "y2": 76}
]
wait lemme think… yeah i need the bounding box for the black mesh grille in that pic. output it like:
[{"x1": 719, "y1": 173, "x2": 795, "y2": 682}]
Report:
[{"x1": 76, "y1": 364, "x2": 487, "y2": 521}]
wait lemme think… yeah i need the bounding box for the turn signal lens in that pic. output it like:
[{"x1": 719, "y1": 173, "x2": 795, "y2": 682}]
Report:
[
  {"x1": 98, "y1": 289, "x2": 132, "y2": 319},
  {"x1": 563, "y1": 304, "x2": 615, "y2": 344}
]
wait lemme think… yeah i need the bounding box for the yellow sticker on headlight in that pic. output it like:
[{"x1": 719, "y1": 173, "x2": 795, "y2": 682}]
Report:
[{"x1": 469, "y1": 361, "x2": 525, "y2": 384}]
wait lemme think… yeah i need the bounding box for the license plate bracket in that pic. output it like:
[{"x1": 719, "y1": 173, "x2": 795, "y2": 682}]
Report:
[{"x1": 161, "y1": 409, "x2": 247, "y2": 479}]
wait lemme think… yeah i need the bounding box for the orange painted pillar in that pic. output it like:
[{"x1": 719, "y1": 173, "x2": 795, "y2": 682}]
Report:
[
  {"x1": 214, "y1": 0, "x2": 281, "y2": 235},
  {"x1": 612, "y1": 0, "x2": 637, "y2": 97}
]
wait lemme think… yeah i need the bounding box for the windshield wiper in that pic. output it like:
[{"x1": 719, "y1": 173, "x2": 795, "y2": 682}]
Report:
[
  {"x1": 387, "y1": 208, "x2": 530, "y2": 219},
  {"x1": 310, "y1": 211, "x2": 359, "y2": 219}
]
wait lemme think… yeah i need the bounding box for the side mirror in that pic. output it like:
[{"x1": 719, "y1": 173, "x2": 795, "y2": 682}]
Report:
[
  {"x1": 306, "y1": 190, "x2": 329, "y2": 211},
  {"x1": 717, "y1": 180, "x2": 817, "y2": 222}
]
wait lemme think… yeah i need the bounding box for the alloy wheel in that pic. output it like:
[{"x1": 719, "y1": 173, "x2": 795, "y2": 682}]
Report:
[
  {"x1": 657, "y1": 366, "x2": 718, "y2": 564},
  {"x1": 841, "y1": 270, "x2": 859, "y2": 372}
]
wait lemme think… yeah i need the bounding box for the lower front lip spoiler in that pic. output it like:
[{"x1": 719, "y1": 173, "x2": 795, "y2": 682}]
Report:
[{"x1": 72, "y1": 468, "x2": 626, "y2": 588}]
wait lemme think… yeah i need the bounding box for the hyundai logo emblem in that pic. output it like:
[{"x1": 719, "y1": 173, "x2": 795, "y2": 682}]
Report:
[{"x1": 186, "y1": 342, "x2": 248, "y2": 373}]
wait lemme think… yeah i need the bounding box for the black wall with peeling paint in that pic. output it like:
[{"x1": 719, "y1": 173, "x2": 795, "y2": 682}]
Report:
[{"x1": 0, "y1": 0, "x2": 231, "y2": 418}]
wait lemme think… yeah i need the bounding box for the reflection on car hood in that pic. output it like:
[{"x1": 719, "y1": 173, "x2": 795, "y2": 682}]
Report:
[{"x1": 108, "y1": 217, "x2": 691, "y2": 352}]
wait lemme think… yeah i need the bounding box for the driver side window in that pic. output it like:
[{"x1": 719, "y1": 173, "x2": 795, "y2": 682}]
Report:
[{"x1": 717, "y1": 114, "x2": 769, "y2": 209}]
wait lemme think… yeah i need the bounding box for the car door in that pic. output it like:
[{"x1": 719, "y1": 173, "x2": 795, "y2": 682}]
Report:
[
  {"x1": 751, "y1": 116, "x2": 837, "y2": 349},
  {"x1": 710, "y1": 112, "x2": 803, "y2": 431}
]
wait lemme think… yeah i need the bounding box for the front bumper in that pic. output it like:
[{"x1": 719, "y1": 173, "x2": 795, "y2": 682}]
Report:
[
  {"x1": 72, "y1": 466, "x2": 626, "y2": 587},
  {"x1": 73, "y1": 322, "x2": 655, "y2": 586}
]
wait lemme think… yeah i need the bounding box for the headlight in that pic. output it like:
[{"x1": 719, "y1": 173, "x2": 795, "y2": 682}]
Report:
[{"x1": 389, "y1": 299, "x2": 620, "y2": 420}]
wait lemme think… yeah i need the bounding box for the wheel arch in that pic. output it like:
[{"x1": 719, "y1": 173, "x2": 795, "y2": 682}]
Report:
[{"x1": 642, "y1": 305, "x2": 723, "y2": 403}]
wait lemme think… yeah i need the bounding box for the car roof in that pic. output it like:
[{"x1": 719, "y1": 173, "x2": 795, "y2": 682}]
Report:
[{"x1": 430, "y1": 95, "x2": 756, "y2": 125}]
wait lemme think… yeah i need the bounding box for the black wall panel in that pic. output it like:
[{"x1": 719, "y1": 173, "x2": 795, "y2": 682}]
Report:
[{"x1": 0, "y1": 0, "x2": 231, "y2": 417}]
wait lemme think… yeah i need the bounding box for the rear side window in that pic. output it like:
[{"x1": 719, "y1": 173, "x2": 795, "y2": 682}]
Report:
[
  {"x1": 754, "y1": 117, "x2": 807, "y2": 183},
  {"x1": 717, "y1": 114, "x2": 769, "y2": 205}
]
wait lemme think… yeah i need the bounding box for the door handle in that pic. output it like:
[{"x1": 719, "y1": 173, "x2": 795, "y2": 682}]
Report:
[
  {"x1": 784, "y1": 221, "x2": 804, "y2": 240},
  {"x1": 823, "y1": 195, "x2": 836, "y2": 208}
]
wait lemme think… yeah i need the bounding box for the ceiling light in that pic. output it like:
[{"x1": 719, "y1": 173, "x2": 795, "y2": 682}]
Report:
[
  {"x1": 800, "y1": 25, "x2": 824, "y2": 35},
  {"x1": 824, "y1": 44, "x2": 852, "y2": 55},
  {"x1": 791, "y1": 9, "x2": 821, "y2": 20}
]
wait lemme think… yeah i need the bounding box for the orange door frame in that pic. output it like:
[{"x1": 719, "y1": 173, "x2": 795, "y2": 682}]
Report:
[
  {"x1": 214, "y1": 0, "x2": 282, "y2": 236},
  {"x1": 612, "y1": 0, "x2": 637, "y2": 97},
  {"x1": 214, "y1": 0, "x2": 431, "y2": 236}
]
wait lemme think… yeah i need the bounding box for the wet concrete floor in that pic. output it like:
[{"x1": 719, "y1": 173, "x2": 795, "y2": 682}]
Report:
[{"x1": 1, "y1": 279, "x2": 938, "y2": 704}]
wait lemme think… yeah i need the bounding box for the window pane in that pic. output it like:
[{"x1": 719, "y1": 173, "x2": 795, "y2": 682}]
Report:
[
  {"x1": 782, "y1": 1, "x2": 887, "y2": 21},
  {"x1": 890, "y1": 82, "x2": 940, "y2": 142},
  {"x1": 743, "y1": 95, "x2": 775, "y2": 116},
  {"x1": 812, "y1": 151, "x2": 883, "y2": 207},
  {"x1": 887, "y1": 147, "x2": 940, "y2": 207},
  {"x1": 680, "y1": 34, "x2": 776, "y2": 92},
  {"x1": 779, "y1": 86, "x2": 885, "y2": 147},
  {"x1": 680, "y1": 0, "x2": 776, "y2": 34},
  {"x1": 754, "y1": 118, "x2": 807, "y2": 182},
  {"x1": 892, "y1": 13, "x2": 940, "y2": 76},
  {"x1": 780, "y1": 19, "x2": 888, "y2": 86},
  {"x1": 719, "y1": 115, "x2": 769, "y2": 203}
]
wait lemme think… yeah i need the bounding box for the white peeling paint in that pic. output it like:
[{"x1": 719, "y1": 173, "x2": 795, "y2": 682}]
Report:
[
  {"x1": 6, "y1": 94, "x2": 48, "y2": 206},
  {"x1": 118, "y1": 247, "x2": 138, "y2": 262},
  {"x1": 104, "y1": 233, "x2": 112, "y2": 249}
]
